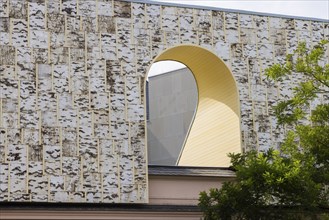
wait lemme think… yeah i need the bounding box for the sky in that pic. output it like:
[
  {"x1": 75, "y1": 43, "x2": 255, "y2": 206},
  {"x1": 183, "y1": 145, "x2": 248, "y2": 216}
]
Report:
[
  {"x1": 153, "y1": 0, "x2": 329, "y2": 20},
  {"x1": 148, "y1": 0, "x2": 329, "y2": 77}
]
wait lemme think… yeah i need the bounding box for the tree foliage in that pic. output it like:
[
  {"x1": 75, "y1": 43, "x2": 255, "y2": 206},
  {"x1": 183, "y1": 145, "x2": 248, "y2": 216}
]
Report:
[{"x1": 199, "y1": 40, "x2": 329, "y2": 220}]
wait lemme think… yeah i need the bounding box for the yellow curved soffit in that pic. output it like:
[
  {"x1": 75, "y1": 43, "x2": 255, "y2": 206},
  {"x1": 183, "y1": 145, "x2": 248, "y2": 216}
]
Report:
[{"x1": 153, "y1": 45, "x2": 241, "y2": 167}]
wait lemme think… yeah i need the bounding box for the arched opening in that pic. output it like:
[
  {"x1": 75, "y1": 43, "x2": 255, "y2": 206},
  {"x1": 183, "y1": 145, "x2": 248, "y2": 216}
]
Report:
[{"x1": 146, "y1": 45, "x2": 241, "y2": 167}]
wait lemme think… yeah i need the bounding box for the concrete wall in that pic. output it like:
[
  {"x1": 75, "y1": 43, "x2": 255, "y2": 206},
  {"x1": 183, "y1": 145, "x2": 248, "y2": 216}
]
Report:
[{"x1": 147, "y1": 67, "x2": 198, "y2": 165}]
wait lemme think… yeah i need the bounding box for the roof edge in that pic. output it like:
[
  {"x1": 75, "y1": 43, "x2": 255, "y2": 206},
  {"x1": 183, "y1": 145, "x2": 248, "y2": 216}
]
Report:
[
  {"x1": 0, "y1": 202, "x2": 200, "y2": 212},
  {"x1": 148, "y1": 165, "x2": 236, "y2": 178},
  {"x1": 123, "y1": 0, "x2": 329, "y2": 22}
]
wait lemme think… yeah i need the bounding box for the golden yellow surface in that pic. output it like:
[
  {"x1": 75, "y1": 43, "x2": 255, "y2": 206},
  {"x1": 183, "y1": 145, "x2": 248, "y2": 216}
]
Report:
[{"x1": 154, "y1": 45, "x2": 241, "y2": 167}]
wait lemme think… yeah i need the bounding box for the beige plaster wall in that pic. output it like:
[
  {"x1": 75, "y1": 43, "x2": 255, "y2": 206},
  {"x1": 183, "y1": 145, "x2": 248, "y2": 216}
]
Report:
[{"x1": 149, "y1": 175, "x2": 231, "y2": 206}]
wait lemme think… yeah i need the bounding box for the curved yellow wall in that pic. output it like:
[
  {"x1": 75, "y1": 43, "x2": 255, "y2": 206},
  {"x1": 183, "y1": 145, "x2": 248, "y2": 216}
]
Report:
[{"x1": 153, "y1": 45, "x2": 241, "y2": 167}]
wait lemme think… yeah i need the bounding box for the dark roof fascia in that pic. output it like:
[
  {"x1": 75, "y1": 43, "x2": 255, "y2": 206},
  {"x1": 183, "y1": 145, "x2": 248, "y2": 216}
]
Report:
[
  {"x1": 122, "y1": 0, "x2": 329, "y2": 22},
  {"x1": 148, "y1": 165, "x2": 236, "y2": 178},
  {"x1": 0, "y1": 202, "x2": 200, "y2": 212}
]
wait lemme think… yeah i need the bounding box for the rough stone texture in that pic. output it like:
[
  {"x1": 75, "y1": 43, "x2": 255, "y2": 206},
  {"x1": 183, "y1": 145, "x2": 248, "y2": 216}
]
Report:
[{"x1": 0, "y1": 0, "x2": 328, "y2": 204}]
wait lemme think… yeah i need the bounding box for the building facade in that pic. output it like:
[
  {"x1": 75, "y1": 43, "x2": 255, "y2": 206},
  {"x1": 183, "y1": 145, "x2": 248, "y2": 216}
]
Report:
[{"x1": 0, "y1": 0, "x2": 328, "y2": 217}]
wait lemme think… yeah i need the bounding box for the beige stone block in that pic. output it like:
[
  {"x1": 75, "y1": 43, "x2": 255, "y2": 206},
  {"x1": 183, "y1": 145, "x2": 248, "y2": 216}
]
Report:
[
  {"x1": 127, "y1": 104, "x2": 144, "y2": 122},
  {"x1": 86, "y1": 191, "x2": 102, "y2": 203},
  {"x1": 97, "y1": 1, "x2": 113, "y2": 17},
  {"x1": 23, "y1": 129, "x2": 39, "y2": 145},
  {"x1": 71, "y1": 61, "x2": 86, "y2": 76},
  {"x1": 258, "y1": 43, "x2": 273, "y2": 59},
  {"x1": 91, "y1": 92, "x2": 109, "y2": 110},
  {"x1": 226, "y1": 29, "x2": 239, "y2": 43},
  {"x1": 98, "y1": 16, "x2": 115, "y2": 33},
  {"x1": 110, "y1": 120, "x2": 129, "y2": 139},
  {"x1": 71, "y1": 75, "x2": 89, "y2": 94},
  {"x1": 110, "y1": 106, "x2": 125, "y2": 122},
  {"x1": 295, "y1": 19, "x2": 310, "y2": 31},
  {"x1": 90, "y1": 77, "x2": 106, "y2": 92},
  {"x1": 2, "y1": 98, "x2": 18, "y2": 113},
  {"x1": 70, "y1": 191, "x2": 85, "y2": 202},
  {"x1": 30, "y1": 30, "x2": 49, "y2": 49},
  {"x1": 50, "y1": 47, "x2": 69, "y2": 64},
  {"x1": 253, "y1": 15, "x2": 268, "y2": 30},
  {"x1": 44, "y1": 160, "x2": 61, "y2": 175},
  {"x1": 100, "y1": 155, "x2": 118, "y2": 173},
  {"x1": 83, "y1": 172, "x2": 101, "y2": 191},
  {"x1": 120, "y1": 184, "x2": 137, "y2": 203},
  {"x1": 44, "y1": 145, "x2": 61, "y2": 162},
  {"x1": 73, "y1": 93, "x2": 89, "y2": 110},
  {"x1": 93, "y1": 110, "x2": 109, "y2": 124},
  {"x1": 10, "y1": 177, "x2": 27, "y2": 194},
  {"x1": 28, "y1": 176, "x2": 48, "y2": 194},
  {"x1": 65, "y1": 175, "x2": 81, "y2": 192},
  {"x1": 50, "y1": 175, "x2": 65, "y2": 191},
  {"x1": 2, "y1": 112, "x2": 19, "y2": 128},
  {"x1": 0, "y1": 45, "x2": 15, "y2": 65},
  {"x1": 102, "y1": 188, "x2": 119, "y2": 203},
  {"x1": 0, "y1": 0, "x2": 9, "y2": 17},
  {"x1": 147, "y1": 13, "x2": 161, "y2": 30},
  {"x1": 41, "y1": 111, "x2": 57, "y2": 127},
  {"x1": 61, "y1": 0, "x2": 77, "y2": 16},
  {"x1": 282, "y1": 18, "x2": 295, "y2": 30},
  {"x1": 28, "y1": 161, "x2": 43, "y2": 177},
  {"x1": 0, "y1": 65, "x2": 15, "y2": 79},
  {"x1": 78, "y1": 1, "x2": 96, "y2": 17},
  {"x1": 65, "y1": 31, "x2": 85, "y2": 48},
  {"x1": 114, "y1": 1, "x2": 131, "y2": 18},
  {"x1": 50, "y1": 191, "x2": 69, "y2": 202},
  {"x1": 86, "y1": 33, "x2": 100, "y2": 48},
  {"x1": 29, "y1": 2, "x2": 46, "y2": 30},
  {"x1": 81, "y1": 16, "x2": 97, "y2": 33},
  {"x1": 0, "y1": 145, "x2": 5, "y2": 162},
  {"x1": 47, "y1": 0, "x2": 60, "y2": 13},
  {"x1": 103, "y1": 172, "x2": 119, "y2": 189},
  {"x1": 94, "y1": 123, "x2": 110, "y2": 139},
  {"x1": 42, "y1": 127, "x2": 60, "y2": 146},
  {"x1": 89, "y1": 56, "x2": 102, "y2": 73},
  {"x1": 162, "y1": 14, "x2": 179, "y2": 32},
  {"x1": 9, "y1": 0, "x2": 27, "y2": 19},
  {"x1": 50, "y1": 32, "x2": 65, "y2": 48},
  {"x1": 31, "y1": 193, "x2": 48, "y2": 202},
  {"x1": 0, "y1": 32, "x2": 10, "y2": 45}
]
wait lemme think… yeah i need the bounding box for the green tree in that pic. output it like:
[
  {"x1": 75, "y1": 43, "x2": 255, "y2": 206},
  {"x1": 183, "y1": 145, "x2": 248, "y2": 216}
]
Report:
[{"x1": 199, "y1": 40, "x2": 329, "y2": 220}]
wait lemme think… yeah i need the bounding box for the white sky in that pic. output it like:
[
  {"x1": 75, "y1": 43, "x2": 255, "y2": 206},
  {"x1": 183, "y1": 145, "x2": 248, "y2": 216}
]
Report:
[
  {"x1": 148, "y1": 0, "x2": 329, "y2": 77},
  {"x1": 148, "y1": 61, "x2": 186, "y2": 77},
  {"x1": 153, "y1": 0, "x2": 329, "y2": 19}
]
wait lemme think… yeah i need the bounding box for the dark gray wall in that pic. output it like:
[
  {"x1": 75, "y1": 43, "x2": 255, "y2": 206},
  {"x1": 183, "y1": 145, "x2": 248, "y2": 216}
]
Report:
[{"x1": 147, "y1": 68, "x2": 198, "y2": 165}]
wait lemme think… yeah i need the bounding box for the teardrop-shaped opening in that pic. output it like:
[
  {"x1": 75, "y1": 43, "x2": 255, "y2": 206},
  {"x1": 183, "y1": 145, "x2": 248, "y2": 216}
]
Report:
[{"x1": 146, "y1": 61, "x2": 198, "y2": 166}]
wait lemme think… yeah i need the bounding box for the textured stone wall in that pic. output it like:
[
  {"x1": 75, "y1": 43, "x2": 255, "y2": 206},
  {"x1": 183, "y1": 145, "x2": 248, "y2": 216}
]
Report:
[{"x1": 0, "y1": 0, "x2": 328, "y2": 203}]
